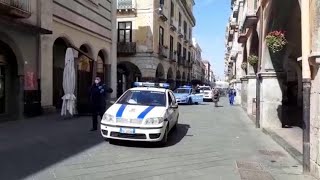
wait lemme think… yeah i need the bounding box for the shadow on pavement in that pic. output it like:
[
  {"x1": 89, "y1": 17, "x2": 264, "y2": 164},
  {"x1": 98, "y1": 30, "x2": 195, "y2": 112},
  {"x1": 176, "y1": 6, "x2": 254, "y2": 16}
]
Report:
[
  {"x1": 108, "y1": 123, "x2": 190, "y2": 148},
  {"x1": 0, "y1": 114, "x2": 104, "y2": 180}
]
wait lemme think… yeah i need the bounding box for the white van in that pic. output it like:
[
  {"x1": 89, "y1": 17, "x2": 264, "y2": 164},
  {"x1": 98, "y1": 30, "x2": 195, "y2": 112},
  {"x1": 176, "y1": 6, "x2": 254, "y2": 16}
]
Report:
[{"x1": 199, "y1": 86, "x2": 213, "y2": 101}]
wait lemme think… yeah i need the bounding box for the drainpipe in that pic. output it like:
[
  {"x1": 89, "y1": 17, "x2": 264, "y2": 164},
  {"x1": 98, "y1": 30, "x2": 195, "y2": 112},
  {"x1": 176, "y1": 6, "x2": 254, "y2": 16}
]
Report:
[
  {"x1": 301, "y1": 0, "x2": 311, "y2": 173},
  {"x1": 256, "y1": 3, "x2": 263, "y2": 128}
]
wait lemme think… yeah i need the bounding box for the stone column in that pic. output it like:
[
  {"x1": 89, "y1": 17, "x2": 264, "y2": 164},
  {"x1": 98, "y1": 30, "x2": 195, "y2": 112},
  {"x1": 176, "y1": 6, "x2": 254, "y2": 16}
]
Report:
[
  {"x1": 258, "y1": 72, "x2": 284, "y2": 128},
  {"x1": 246, "y1": 74, "x2": 256, "y2": 115},
  {"x1": 240, "y1": 76, "x2": 248, "y2": 109},
  {"x1": 309, "y1": 0, "x2": 320, "y2": 176},
  {"x1": 234, "y1": 80, "x2": 242, "y2": 105}
]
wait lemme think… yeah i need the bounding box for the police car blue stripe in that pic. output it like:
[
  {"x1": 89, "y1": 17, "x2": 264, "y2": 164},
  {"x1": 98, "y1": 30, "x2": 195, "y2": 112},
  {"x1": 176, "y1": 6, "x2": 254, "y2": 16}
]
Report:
[
  {"x1": 116, "y1": 104, "x2": 127, "y2": 118},
  {"x1": 137, "y1": 106, "x2": 155, "y2": 119}
]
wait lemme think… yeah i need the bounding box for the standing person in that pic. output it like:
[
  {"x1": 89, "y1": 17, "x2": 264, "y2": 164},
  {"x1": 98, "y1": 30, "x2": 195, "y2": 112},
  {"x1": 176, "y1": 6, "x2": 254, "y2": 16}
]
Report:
[
  {"x1": 89, "y1": 76, "x2": 113, "y2": 131},
  {"x1": 228, "y1": 88, "x2": 236, "y2": 105},
  {"x1": 212, "y1": 87, "x2": 220, "y2": 107}
]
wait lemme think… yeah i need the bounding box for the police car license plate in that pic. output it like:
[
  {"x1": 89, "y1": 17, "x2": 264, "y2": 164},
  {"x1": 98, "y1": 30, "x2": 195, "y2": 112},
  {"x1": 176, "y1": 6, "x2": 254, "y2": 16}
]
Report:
[{"x1": 120, "y1": 128, "x2": 135, "y2": 134}]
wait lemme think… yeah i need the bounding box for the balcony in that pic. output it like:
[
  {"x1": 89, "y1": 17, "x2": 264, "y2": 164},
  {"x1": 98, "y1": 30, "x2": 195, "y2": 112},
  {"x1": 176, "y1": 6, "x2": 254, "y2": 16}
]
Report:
[
  {"x1": 159, "y1": 45, "x2": 168, "y2": 58},
  {"x1": 227, "y1": 29, "x2": 234, "y2": 42},
  {"x1": 177, "y1": 56, "x2": 183, "y2": 65},
  {"x1": 169, "y1": 51, "x2": 177, "y2": 62},
  {"x1": 184, "y1": 36, "x2": 189, "y2": 43},
  {"x1": 181, "y1": 0, "x2": 196, "y2": 25},
  {"x1": 170, "y1": 19, "x2": 177, "y2": 31},
  {"x1": 117, "y1": 42, "x2": 136, "y2": 55},
  {"x1": 178, "y1": 27, "x2": 184, "y2": 38},
  {"x1": 0, "y1": 0, "x2": 31, "y2": 18},
  {"x1": 158, "y1": 4, "x2": 168, "y2": 22},
  {"x1": 241, "y1": 0, "x2": 258, "y2": 29},
  {"x1": 117, "y1": 0, "x2": 136, "y2": 11}
]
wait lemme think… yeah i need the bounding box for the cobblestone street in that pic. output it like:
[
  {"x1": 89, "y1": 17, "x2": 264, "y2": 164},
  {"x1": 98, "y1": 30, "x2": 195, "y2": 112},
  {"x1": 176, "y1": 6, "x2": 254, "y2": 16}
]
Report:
[{"x1": 0, "y1": 98, "x2": 316, "y2": 180}]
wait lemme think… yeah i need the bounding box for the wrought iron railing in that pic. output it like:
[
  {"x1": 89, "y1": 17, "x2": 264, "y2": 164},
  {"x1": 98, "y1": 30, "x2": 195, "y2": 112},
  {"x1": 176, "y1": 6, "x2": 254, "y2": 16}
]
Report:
[
  {"x1": 117, "y1": 42, "x2": 136, "y2": 54},
  {"x1": 117, "y1": 0, "x2": 136, "y2": 10},
  {"x1": 0, "y1": 0, "x2": 31, "y2": 17}
]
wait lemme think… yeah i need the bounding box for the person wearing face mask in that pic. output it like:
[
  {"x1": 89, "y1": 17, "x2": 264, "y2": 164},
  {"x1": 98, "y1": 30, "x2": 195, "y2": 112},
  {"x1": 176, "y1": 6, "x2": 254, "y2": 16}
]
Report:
[{"x1": 89, "y1": 76, "x2": 113, "y2": 131}]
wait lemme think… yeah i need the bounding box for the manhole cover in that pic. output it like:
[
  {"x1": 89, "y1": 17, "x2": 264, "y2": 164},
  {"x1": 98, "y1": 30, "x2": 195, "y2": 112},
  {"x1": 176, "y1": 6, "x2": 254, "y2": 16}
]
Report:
[
  {"x1": 259, "y1": 150, "x2": 286, "y2": 157},
  {"x1": 238, "y1": 169, "x2": 274, "y2": 180},
  {"x1": 236, "y1": 161, "x2": 264, "y2": 171}
]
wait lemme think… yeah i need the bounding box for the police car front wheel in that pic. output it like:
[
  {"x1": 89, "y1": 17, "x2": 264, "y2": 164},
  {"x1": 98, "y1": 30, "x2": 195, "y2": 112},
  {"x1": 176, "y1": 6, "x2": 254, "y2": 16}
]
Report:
[{"x1": 159, "y1": 124, "x2": 169, "y2": 146}]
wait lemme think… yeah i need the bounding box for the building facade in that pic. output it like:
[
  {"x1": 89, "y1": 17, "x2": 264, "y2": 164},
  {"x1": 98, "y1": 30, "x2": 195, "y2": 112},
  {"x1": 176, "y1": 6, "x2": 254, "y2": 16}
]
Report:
[
  {"x1": 225, "y1": 0, "x2": 320, "y2": 178},
  {"x1": 0, "y1": 0, "x2": 117, "y2": 121},
  {"x1": 0, "y1": 0, "x2": 52, "y2": 120},
  {"x1": 42, "y1": 0, "x2": 117, "y2": 115},
  {"x1": 116, "y1": 0, "x2": 196, "y2": 95}
]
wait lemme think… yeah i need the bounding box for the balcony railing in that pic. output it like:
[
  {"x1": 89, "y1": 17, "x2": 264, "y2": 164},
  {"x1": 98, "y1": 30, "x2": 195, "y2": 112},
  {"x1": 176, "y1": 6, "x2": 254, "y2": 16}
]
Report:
[
  {"x1": 178, "y1": 27, "x2": 183, "y2": 38},
  {"x1": 169, "y1": 51, "x2": 177, "y2": 62},
  {"x1": 117, "y1": 0, "x2": 136, "y2": 10},
  {"x1": 181, "y1": 0, "x2": 196, "y2": 25},
  {"x1": 177, "y1": 56, "x2": 183, "y2": 65},
  {"x1": 159, "y1": 45, "x2": 168, "y2": 58},
  {"x1": 170, "y1": 19, "x2": 177, "y2": 31},
  {"x1": 158, "y1": 4, "x2": 168, "y2": 21},
  {"x1": 0, "y1": 0, "x2": 31, "y2": 18},
  {"x1": 117, "y1": 42, "x2": 136, "y2": 55}
]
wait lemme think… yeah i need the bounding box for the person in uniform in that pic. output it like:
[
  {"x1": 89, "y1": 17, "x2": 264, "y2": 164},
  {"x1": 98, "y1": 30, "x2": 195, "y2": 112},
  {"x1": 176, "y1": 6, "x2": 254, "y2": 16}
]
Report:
[{"x1": 89, "y1": 76, "x2": 113, "y2": 131}]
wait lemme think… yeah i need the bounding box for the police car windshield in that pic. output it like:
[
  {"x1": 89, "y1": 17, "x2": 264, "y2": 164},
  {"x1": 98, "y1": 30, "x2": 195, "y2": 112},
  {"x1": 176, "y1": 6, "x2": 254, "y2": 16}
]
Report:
[
  {"x1": 117, "y1": 90, "x2": 166, "y2": 107},
  {"x1": 200, "y1": 87, "x2": 211, "y2": 91},
  {"x1": 174, "y1": 88, "x2": 190, "y2": 94}
]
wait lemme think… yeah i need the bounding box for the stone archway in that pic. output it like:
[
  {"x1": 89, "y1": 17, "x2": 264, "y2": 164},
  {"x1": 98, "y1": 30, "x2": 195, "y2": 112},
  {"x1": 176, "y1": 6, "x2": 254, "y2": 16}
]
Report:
[
  {"x1": 53, "y1": 37, "x2": 70, "y2": 109},
  {"x1": 117, "y1": 61, "x2": 141, "y2": 97},
  {"x1": 182, "y1": 72, "x2": 186, "y2": 85},
  {"x1": 0, "y1": 40, "x2": 19, "y2": 119},
  {"x1": 167, "y1": 67, "x2": 174, "y2": 89},
  {"x1": 77, "y1": 44, "x2": 94, "y2": 114},
  {"x1": 155, "y1": 63, "x2": 165, "y2": 83},
  {"x1": 176, "y1": 70, "x2": 181, "y2": 88}
]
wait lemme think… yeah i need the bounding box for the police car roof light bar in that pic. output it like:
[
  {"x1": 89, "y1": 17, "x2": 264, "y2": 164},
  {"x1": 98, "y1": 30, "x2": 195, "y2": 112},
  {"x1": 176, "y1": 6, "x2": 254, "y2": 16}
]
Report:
[{"x1": 133, "y1": 82, "x2": 170, "y2": 89}]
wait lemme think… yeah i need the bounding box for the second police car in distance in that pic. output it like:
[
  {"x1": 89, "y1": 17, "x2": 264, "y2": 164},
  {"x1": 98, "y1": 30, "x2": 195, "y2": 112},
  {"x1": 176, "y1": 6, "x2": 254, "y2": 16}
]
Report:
[
  {"x1": 100, "y1": 82, "x2": 179, "y2": 145},
  {"x1": 173, "y1": 85, "x2": 203, "y2": 105}
]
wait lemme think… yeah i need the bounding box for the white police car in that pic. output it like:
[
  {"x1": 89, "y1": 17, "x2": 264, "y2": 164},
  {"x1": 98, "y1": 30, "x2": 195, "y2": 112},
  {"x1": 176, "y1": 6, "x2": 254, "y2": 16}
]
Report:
[{"x1": 100, "y1": 82, "x2": 179, "y2": 145}]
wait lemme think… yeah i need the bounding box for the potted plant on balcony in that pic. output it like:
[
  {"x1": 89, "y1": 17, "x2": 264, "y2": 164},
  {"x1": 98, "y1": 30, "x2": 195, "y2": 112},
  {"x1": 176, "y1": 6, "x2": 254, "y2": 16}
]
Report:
[
  {"x1": 266, "y1": 30, "x2": 287, "y2": 53},
  {"x1": 241, "y1": 62, "x2": 247, "y2": 70},
  {"x1": 248, "y1": 55, "x2": 258, "y2": 66}
]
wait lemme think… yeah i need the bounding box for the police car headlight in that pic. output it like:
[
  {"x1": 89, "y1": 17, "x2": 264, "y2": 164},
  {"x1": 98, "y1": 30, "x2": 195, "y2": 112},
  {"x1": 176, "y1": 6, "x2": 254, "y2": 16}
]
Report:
[
  {"x1": 102, "y1": 114, "x2": 115, "y2": 123},
  {"x1": 145, "y1": 117, "x2": 164, "y2": 125}
]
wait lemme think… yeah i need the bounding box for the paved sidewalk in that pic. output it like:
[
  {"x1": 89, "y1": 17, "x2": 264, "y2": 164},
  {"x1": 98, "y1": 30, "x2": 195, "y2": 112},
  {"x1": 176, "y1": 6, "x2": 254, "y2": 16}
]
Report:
[{"x1": 0, "y1": 98, "x2": 318, "y2": 180}]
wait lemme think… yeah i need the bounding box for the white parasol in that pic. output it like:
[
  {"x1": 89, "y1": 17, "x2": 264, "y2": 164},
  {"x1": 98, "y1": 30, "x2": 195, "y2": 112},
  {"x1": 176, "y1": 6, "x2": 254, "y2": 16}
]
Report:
[{"x1": 61, "y1": 48, "x2": 76, "y2": 116}]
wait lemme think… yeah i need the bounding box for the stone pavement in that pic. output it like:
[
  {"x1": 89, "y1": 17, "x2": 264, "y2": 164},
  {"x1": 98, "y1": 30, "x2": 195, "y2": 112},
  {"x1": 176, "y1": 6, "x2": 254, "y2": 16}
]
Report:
[{"x1": 0, "y1": 98, "x2": 317, "y2": 180}]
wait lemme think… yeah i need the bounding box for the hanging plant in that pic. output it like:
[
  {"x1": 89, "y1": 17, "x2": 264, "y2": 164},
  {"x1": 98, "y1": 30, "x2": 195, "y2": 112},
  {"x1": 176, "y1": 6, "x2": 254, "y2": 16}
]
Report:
[
  {"x1": 248, "y1": 55, "x2": 258, "y2": 66},
  {"x1": 266, "y1": 30, "x2": 287, "y2": 53},
  {"x1": 241, "y1": 62, "x2": 247, "y2": 70}
]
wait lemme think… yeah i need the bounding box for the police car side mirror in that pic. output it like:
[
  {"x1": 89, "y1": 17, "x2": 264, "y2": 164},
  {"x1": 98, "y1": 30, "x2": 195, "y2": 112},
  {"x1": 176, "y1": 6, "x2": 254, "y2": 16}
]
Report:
[{"x1": 170, "y1": 103, "x2": 178, "y2": 109}]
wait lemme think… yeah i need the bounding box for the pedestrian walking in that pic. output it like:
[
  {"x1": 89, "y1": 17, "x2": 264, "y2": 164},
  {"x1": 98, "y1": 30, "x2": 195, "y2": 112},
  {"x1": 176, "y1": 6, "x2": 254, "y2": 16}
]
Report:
[
  {"x1": 89, "y1": 76, "x2": 113, "y2": 131},
  {"x1": 228, "y1": 88, "x2": 236, "y2": 105},
  {"x1": 212, "y1": 87, "x2": 220, "y2": 107}
]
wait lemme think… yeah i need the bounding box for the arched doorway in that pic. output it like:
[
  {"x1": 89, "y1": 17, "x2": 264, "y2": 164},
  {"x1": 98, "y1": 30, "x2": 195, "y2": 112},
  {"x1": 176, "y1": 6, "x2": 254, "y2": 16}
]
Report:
[
  {"x1": 97, "y1": 51, "x2": 106, "y2": 82},
  {"x1": 249, "y1": 29, "x2": 259, "y2": 74},
  {"x1": 167, "y1": 67, "x2": 174, "y2": 88},
  {"x1": 77, "y1": 44, "x2": 94, "y2": 115},
  {"x1": 53, "y1": 37, "x2": 69, "y2": 109},
  {"x1": 187, "y1": 73, "x2": 191, "y2": 84},
  {"x1": 0, "y1": 40, "x2": 19, "y2": 117},
  {"x1": 266, "y1": 0, "x2": 302, "y2": 128},
  {"x1": 182, "y1": 72, "x2": 186, "y2": 85},
  {"x1": 117, "y1": 62, "x2": 141, "y2": 97},
  {"x1": 176, "y1": 70, "x2": 181, "y2": 88},
  {"x1": 155, "y1": 63, "x2": 165, "y2": 82}
]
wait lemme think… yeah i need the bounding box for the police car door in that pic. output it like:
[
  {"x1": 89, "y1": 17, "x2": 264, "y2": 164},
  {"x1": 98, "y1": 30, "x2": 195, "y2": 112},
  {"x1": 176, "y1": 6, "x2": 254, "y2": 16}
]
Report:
[{"x1": 167, "y1": 91, "x2": 177, "y2": 129}]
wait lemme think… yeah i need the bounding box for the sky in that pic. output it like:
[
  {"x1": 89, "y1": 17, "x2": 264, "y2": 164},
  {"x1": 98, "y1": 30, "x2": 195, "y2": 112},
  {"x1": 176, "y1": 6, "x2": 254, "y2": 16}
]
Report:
[{"x1": 193, "y1": 0, "x2": 230, "y2": 80}]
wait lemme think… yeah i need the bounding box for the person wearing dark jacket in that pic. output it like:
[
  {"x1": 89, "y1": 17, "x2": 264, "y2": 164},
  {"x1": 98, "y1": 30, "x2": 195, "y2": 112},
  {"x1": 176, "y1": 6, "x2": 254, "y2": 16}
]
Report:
[{"x1": 89, "y1": 76, "x2": 113, "y2": 131}]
